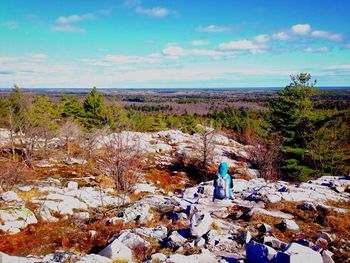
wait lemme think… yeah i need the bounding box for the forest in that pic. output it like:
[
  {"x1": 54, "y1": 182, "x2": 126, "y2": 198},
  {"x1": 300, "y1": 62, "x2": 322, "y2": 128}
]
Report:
[{"x1": 0, "y1": 73, "x2": 349, "y2": 182}]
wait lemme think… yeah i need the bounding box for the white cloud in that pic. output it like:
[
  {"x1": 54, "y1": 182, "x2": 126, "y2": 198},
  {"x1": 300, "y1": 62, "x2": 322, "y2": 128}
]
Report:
[
  {"x1": 51, "y1": 24, "x2": 85, "y2": 33},
  {"x1": 135, "y1": 7, "x2": 169, "y2": 18},
  {"x1": 191, "y1": 39, "x2": 209, "y2": 46},
  {"x1": 51, "y1": 13, "x2": 95, "y2": 33},
  {"x1": 255, "y1": 34, "x2": 270, "y2": 43},
  {"x1": 325, "y1": 64, "x2": 350, "y2": 70},
  {"x1": 303, "y1": 46, "x2": 330, "y2": 53},
  {"x1": 0, "y1": 21, "x2": 19, "y2": 28},
  {"x1": 291, "y1": 24, "x2": 311, "y2": 35},
  {"x1": 218, "y1": 40, "x2": 266, "y2": 54},
  {"x1": 162, "y1": 44, "x2": 231, "y2": 59},
  {"x1": 311, "y1": 30, "x2": 343, "y2": 42},
  {"x1": 196, "y1": 25, "x2": 232, "y2": 33},
  {"x1": 29, "y1": 53, "x2": 48, "y2": 61},
  {"x1": 56, "y1": 14, "x2": 95, "y2": 24},
  {"x1": 272, "y1": 31, "x2": 289, "y2": 40}
]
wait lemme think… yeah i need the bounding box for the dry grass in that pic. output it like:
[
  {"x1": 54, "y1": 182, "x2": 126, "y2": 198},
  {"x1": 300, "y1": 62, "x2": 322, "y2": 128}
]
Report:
[
  {"x1": 144, "y1": 168, "x2": 190, "y2": 193},
  {"x1": 0, "y1": 217, "x2": 124, "y2": 256}
]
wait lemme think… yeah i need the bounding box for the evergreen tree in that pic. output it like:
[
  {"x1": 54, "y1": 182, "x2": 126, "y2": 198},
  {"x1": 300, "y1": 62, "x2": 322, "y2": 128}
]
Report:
[
  {"x1": 82, "y1": 87, "x2": 108, "y2": 128},
  {"x1": 269, "y1": 73, "x2": 317, "y2": 180}
]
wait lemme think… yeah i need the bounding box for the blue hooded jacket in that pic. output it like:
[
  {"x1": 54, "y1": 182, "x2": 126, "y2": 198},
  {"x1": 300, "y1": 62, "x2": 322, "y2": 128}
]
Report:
[{"x1": 214, "y1": 162, "x2": 232, "y2": 199}]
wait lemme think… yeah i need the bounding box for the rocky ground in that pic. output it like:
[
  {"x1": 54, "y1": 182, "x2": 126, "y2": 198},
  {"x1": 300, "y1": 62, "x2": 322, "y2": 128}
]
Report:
[{"x1": 0, "y1": 128, "x2": 350, "y2": 263}]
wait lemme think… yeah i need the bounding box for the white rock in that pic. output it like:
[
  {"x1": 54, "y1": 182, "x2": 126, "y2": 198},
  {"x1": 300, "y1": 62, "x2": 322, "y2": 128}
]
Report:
[
  {"x1": 0, "y1": 207, "x2": 37, "y2": 234},
  {"x1": 266, "y1": 194, "x2": 282, "y2": 203},
  {"x1": 190, "y1": 211, "x2": 213, "y2": 237},
  {"x1": 168, "y1": 230, "x2": 187, "y2": 246},
  {"x1": 18, "y1": 186, "x2": 33, "y2": 192},
  {"x1": 151, "y1": 253, "x2": 167, "y2": 261},
  {"x1": 33, "y1": 193, "x2": 88, "y2": 215},
  {"x1": 322, "y1": 250, "x2": 335, "y2": 263},
  {"x1": 98, "y1": 239, "x2": 133, "y2": 261},
  {"x1": 39, "y1": 205, "x2": 58, "y2": 222},
  {"x1": 275, "y1": 242, "x2": 323, "y2": 263},
  {"x1": 67, "y1": 181, "x2": 79, "y2": 191},
  {"x1": 133, "y1": 183, "x2": 157, "y2": 194},
  {"x1": 123, "y1": 202, "x2": 152, "y2": 224},
  {"x1": 117, "y1": 230, "x2": 150, "y2": 249},
  {"x1": 282, "y1": 219, "x2": 300, "y2": 231},
  {"x1": 0, "y1": 191, "x2": 22, "y2": 202},
  {"x1": 249, "y1": 208, "x2": 294, "y2": 219},
  {"x1": 73, "y1": 212, "x2": 90, "y2": 220},
  {"x1": 65, "y1": 157, "x2": 87, "y2": 165},
  {"x1": 0, "y1": 252, "x2": 38, "y2": 263},
  {"x1": 133, "y1": 226, "x2": 168, "y2": 241},
  {"x1": 77, "y1": 254, "x2": 112, "y2": 263}
]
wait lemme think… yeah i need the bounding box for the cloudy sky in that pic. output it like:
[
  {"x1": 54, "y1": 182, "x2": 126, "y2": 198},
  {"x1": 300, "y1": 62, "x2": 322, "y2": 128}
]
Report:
[{"x1": 0, "y1": 0, "x2": 349, "y2": 88}]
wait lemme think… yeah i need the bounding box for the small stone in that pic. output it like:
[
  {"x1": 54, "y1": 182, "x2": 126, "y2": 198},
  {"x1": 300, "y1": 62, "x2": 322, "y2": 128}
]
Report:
[
  {"x1": 281, "y1": 219, "x2": 300, "y2": 231},
  {"x1": 195, "y1": 237, "x2": 206, "y2": 247},
  {"x1": 237, "y1": 230, "x2": 251, "y2": 245},
  {"x1": 67, "y1": 181, "x2": 79, "y2": 191},
  {"x1": 322, "y1": 250, "x2": 335, "y2": 263},
  {"x1": 297, "y1": 202, "x2": 317, "y2": 211},
  {"x1": 190, "y1": 211, "x2": 213, "y2": 237},
  {"x1": 98, "y1": 239, "x2": 132, "y2": 261},
  {"x1": 318, "y1": 231, "x2": 333, "y2": 243},
  {"x1": 258, "y1": 223, "x2": 272, "y2": 233},
  {"x1": 316, "y1": 238, "x2": 328, "y2": 248},
  {"x1": 266, "y1": 194, "x2": 282, "y2": 203},
  {"x1": 0, "y1": 191, "x2": 21, "y2": 202}
]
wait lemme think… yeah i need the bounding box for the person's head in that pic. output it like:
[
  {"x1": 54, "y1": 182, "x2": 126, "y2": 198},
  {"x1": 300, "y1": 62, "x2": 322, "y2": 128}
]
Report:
[{"x1": 218, "y1": 162, "x2": 228, "y2": 177}]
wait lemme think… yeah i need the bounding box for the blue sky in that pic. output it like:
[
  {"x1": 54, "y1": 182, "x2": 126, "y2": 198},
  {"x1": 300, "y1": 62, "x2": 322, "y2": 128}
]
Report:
[{"x1": 0, "y1": 0, "x2": 350, "y2": 88}]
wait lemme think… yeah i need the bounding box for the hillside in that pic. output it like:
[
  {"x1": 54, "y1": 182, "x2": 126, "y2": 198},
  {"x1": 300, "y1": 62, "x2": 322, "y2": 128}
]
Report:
[{"x1": 1, "y1": 128, "x2": 349, "y2": 263}]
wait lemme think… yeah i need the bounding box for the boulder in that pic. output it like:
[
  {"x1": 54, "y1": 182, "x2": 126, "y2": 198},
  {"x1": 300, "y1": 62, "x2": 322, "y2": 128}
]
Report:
[
  {"x1": 0, "y1": 191, "x2": 22, "y2": 202},
  {"x1": 98, "y1": 239, "x2": 133, "y2": 261},
  {"x1": 246, "y1": 241, "x2": 277, "y2": 263},
  {"x1": 123, "y1": 202, "x2": 152, "y2": 224},
  {"x1": 190, "y1": 211, "x2": 213, "y2": 237},
  {"x1": 262, "y1": 236, "x2": 287, "y2": 250},
  {"x1": 117, "y1": 230, "x2": 150, "y2": 249},
  {"x1": 133, "y1": 226, "x2": 168, "y2": 241},
  {"x1": 275, "y1": 242, "x2": 323, "y2": 263},
  {"x1": 167, "y1": 230, "x2": 187, "y2": 248}
]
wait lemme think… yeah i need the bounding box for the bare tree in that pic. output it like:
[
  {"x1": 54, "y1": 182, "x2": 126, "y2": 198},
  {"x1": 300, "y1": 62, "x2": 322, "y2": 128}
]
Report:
[
  {"x1": 0, "y1": 161, "x2": 26, "y2": 192},
  {"x1": 81, "y1": 127, "x2": 109, "y2": 160},
  {"x1": 101, "y1": 132, "x2": 143, "y2": 204},
  {"x1": 59, "y1": 119, "x2": 82, "y2": 156},
  {"x1": 197, "y1": 124, "x2": 215, "y2": 180},
  {"x1": 247, "y1": 134, "x2": 282, "y2": 180}
]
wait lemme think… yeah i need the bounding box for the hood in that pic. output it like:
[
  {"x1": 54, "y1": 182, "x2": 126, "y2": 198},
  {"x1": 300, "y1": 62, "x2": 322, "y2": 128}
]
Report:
[{"x1": 218, "y1": 162, "x2": 228, "y2": 177}]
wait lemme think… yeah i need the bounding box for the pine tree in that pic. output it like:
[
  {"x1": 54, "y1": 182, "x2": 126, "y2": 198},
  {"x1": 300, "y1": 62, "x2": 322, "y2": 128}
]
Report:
[{"x1": 82, "y1": 87, "x2": 108, "y2": 128}]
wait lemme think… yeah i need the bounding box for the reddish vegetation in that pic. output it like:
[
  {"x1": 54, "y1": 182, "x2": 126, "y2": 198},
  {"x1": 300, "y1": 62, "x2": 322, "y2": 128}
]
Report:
[{"x1": 0, "y1": 218, "x2": 124, "y2": 256}]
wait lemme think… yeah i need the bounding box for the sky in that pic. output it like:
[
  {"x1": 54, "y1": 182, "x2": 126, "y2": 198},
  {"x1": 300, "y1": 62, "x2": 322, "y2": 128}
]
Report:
[{"x1": 0, "y1": 0, "x2": 350, "y2": 88}]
